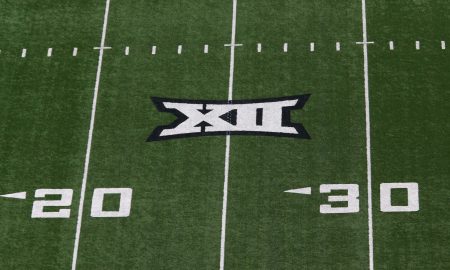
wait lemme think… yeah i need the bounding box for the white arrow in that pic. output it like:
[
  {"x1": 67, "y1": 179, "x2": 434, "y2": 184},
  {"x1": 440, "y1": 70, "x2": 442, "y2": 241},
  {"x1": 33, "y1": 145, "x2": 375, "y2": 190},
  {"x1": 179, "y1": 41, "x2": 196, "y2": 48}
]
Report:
[
  {"x1": 284, "y1": 187, "x2": 312, "y2": 195},
  {"x1": 0, "y1": 191, "x2": 27, "y2": 200}
]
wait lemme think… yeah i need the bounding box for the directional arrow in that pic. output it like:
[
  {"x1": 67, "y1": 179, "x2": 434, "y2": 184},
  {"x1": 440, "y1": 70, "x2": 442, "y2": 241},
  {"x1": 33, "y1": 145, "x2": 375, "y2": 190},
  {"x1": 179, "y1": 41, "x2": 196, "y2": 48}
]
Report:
[
  {"x1": 194, "y1": 121, "x2": 213, "y2": 133},
  {"x1": 0, "y1": 191, "x2": 27, "y2": 200},
  {"x1": 198, "y1": 104, "x2": 212, "y2": 114},
  {"x1": 284, "y1": 187, "x2": 312, "y2": 195}
]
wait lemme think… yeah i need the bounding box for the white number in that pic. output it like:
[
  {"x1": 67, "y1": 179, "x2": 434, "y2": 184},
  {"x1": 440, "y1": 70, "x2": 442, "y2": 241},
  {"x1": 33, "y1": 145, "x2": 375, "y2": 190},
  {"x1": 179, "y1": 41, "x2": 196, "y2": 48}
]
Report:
[
  {"x1": 380, "y1": 182, "x2": 419, "y2": 212},
  {"x1": 90, "y1": 188, "x2": 133, "y2": 217},
  {"x1": 320, "y1": 184, "x2": 360, "y2": 214},
  {"x1": 31, "y1": 189, "x2": 73, "y2": 218}
]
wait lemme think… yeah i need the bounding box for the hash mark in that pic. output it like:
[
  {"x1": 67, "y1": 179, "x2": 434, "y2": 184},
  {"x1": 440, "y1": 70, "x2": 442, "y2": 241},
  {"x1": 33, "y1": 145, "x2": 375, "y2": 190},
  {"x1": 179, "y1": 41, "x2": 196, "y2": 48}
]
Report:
[
  {"x1": 151, "y1": 46, "x2": 157, "y2": 55},
  {"x1": 73, "y1": 47, "x2": 78, "y2": 56},
  {"x1": 389, "y1": 41, "x2": 394, "y2": 50},
  {"x1": 441, "y1": 41, "x2": 446, "y2": 50},
  {"x1": 336, "y1": 42, "x2": 341, "y2": 51},
  {"x1": 93, "y1": 46, "x2": 112, "y2": 50},
  {"x1": 283, "y1": 43, "x2": 288, "y2": 52},
  {"x1": 47, "y1": 48, "x2": 53, "y2": 57},
  {"x1": 204, "y1": 44, "x2": 209, "y2": 54},
  {"x1": 257, "y1": 43, "x2": 262, "y2": 53},
  {"x1": 177, "y1": 45, "x2": 182, "y2": 55},
  {"x1": 224, "y1": 43, "x2": 243, "y2": 47},
  {"x1": 310, "y1": 42, "x2": 315, "y2": 52},
  {"x1": 416, "y1": 41, "x2": 420, "y2": 50},
  {"x1": 356, "y1": 41, "x2": 375, "y2": 45},
  {"x1": 125, "y1": 46, "x2": 129, "y2": 56},
  {"x1": 21, "y1": 48, "x2": 27, "y2": 58}
]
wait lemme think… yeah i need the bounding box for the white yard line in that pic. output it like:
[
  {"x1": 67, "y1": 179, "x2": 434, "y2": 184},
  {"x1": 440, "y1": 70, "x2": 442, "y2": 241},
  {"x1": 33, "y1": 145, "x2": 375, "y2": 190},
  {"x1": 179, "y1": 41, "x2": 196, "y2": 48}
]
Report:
[
  {"x1": 71, "y1": 0, "x2": 111, "y2": 269},
  {"x1": 220, "y1": 134, "x2": 231, "y2": 270},
  {"x1": 220, "y1": 0, "x2": 238, "y2": 269},
  {"x1": 359, "y1": 0, "x2": 374, "y2": 269}
]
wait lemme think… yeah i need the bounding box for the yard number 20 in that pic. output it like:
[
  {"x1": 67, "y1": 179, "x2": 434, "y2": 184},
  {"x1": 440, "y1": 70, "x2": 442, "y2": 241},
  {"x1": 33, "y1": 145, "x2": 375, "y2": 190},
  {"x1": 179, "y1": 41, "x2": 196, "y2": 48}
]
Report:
[{"x1": 31, "y1": 188, "x2": 133, "y2": 218}]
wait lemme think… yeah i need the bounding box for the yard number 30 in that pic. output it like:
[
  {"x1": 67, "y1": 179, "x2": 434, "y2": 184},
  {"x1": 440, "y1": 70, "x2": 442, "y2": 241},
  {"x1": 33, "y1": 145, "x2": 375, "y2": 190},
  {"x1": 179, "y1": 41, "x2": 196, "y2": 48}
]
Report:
[{"x1": 320, "y1": 183, "x2": 419, "y2": 214}]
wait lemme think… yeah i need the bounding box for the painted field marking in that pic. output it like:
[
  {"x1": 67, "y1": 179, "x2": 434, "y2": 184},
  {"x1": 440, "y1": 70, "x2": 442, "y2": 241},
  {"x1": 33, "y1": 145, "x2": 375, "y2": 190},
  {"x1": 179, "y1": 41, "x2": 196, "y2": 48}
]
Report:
[
  {"x1": 441, "y1": 41, "x2": 446, "y2": 50},
  {"x1": 389, "y1": 41, "x2": 394, "y2": 50},
  {"x1": 47, "y1": 48, "x2": 53, "y2": 57},
  {"x1": 204, "y1": 44, "x2": 209, "y2": 54},
  {"x1": 283, "y1": 43, "x2": 288, "y2": 52},
  {"x1": 71, "y1": 0, "x2": 111, "y2": 269},
  {"x1": 152, "y1": 45, "x2": 157, "y2": 55},
  {"x1": 285, "y1": 187, "x2": 312, "y2": 195},
  {"x1": 224, "y1": 43, "x2": 242, "y2": 47},
  {"x1": 178, "y1": 45, "x2": 182, "y2": 54},
  {"x1": 356, "y1": 41, "x2": 374, "y2": 45},
  {"x1": 310, "y1": 42, "x2": 315, "y2": 52},
  {"x1": 220, "y1": 0, "x2": 238, "y2": 269},
  {"x1": 93, "y1": 46, "x2": 112, "y2": 50},
  {"x1": 73, "y1": 47, "x2": 78, "y2": 56},
  {"x1": 125, "y1": 46, "x2": 129, "y2": 56},
  {"x1": 416, "y1": 41, "x2": 420, "y2": 50},
  {"x1": 358, "y1": 0, "x2": 374, "y2": 269},
  {"x1": 257, "y1": 43, "x2": 262, "y2": 53},
  {"x1": 336, "y1": 42, "x2": 341, "y2": 51},
  {"x1": 21, "y1": 48, "x2": 27, "y2": 58},
  {"x1": 0, "y1": 191, "x2": 27, "y2": 199}
]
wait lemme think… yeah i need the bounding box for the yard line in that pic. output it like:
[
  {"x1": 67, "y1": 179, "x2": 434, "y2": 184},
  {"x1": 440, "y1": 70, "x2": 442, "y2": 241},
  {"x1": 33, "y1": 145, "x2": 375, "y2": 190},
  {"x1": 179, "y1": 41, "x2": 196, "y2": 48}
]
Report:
[
  {"x1": 47, "y1": 48, "x2": 53, "y2": 57},
  {"x1": 73, "y1": 47, "x2": 78, "y2": 56},
  {"x1": 21, "y1": 48, "x2": 27, "y2": 58},
  {"x1": 220, "y1": 0, "x2": 238, "y2": 269},
  {"x1": 257, "y1": 43, "x2": 262, "y2": 52},
  {"x1": 71, "y1": 0, "x2": 111, "y2": 269},
  {"x1": 359, "y1": 0, "x2": 374, "y2": 269},
  {"x1": 441, "y1": 41, "x2": 446, "y2": 50},
  {"x1": 310, "y1": 42, "x2": 315, "y2": 52},
  {"x1": 389, "y1": 41, "x2": 394, "y2": 50},
  {"x1": 125, "y1": 46, "x2": 129, "y2": 55},
  {"x1": 416, "y1": 41, "x2": 420, "y2": 50},
  {"x1": 152, "y1": 45, "x2": 157, "y2": 55},
  {"x1": 283, "y1": 42, "x2": 288, "y2": 52},
  {"x1": 204, "y1": 44, "x2": 209, "y2": 54},
  {"x1": 221, "y1": 134, "x2": 231, "y2": 270},
  {"x1": 336, "y1": 42, "x2": 341, "y2": 51},
  {"x1": 178, "y1": 45, "x2": 183, "y2": 54}
]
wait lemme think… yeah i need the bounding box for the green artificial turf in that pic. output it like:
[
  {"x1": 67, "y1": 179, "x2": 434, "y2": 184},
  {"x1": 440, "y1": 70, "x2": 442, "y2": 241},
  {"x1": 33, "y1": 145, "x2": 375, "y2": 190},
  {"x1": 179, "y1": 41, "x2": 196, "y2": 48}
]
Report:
[{"x1": 0, "y1": 0, "x2": 449, "y2": 269}]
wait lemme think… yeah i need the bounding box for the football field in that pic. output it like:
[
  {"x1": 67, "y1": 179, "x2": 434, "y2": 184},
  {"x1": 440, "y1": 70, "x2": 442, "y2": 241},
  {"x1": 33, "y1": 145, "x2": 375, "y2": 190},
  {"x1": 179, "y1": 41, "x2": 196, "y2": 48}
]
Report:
[{"x1": 1, "y1": 0, "x2": 450, "y2": 269}]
